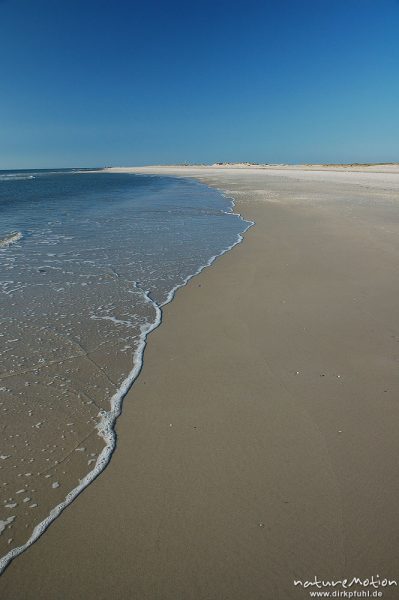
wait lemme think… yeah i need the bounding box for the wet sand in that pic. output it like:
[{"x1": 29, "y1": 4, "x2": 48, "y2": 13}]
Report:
[{"x1": 2, "y1": 165, "x2": 399, "y2": 599}]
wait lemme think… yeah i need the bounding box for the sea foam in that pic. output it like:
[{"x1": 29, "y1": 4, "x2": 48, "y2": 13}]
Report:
[{"x1": 0, "y1": 231, "x2": 23, "y2": 248}]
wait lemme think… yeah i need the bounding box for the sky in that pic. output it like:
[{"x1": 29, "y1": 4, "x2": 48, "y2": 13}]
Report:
[{"x1": 0, "y1": 0, "x2": 398, "y2": 168}]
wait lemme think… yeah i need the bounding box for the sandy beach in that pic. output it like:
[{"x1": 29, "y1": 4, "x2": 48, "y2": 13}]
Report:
[{"x1": 2, "y1": 165, "x2": 399, "y2": 599}]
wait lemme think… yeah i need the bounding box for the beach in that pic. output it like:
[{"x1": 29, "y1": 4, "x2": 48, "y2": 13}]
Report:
[{"x1": 2, "y1": 165, "x2": 399, "y2": 599}]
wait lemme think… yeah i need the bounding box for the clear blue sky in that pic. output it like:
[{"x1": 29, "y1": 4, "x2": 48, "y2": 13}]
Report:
[{"x1": 1, "y1": 0, "x2": 398, "y2": 168}]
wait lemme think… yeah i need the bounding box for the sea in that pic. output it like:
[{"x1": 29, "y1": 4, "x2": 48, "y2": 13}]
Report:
[{"x1": 0, "y1": 168, "x2": 251, "y2": 571}]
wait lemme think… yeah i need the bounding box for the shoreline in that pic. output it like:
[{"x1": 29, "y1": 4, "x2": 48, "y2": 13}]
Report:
[
  {"x1": 2, "y1": 166, "x2": 399, "y2": 598},
  {"x1": 0, "y1": 179, "x2": 251, "y2": 576}
]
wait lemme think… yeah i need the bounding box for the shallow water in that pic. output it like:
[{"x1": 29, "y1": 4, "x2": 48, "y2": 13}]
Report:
[{"x1": 0, "y1": 169, "x2": 251, "y2": 570}]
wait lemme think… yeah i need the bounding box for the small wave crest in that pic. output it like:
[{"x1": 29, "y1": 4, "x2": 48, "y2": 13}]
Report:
[
  {"x1": 0, "y1": 174, "x2": 35, "y2": 181},
  {"x1": 0, "y1": 231, "x2": 23, "y2": 248}
]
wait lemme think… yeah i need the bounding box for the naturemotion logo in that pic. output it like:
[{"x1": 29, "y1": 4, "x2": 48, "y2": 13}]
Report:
[{"x1": 293, "y1": 575, "x2": 397, "y2": 598}]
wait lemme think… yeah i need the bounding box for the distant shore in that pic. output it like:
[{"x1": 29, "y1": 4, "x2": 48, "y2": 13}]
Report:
[
  {"x1": 2, "y1": 165, "x2": 399, "y2": 599},
  {"x1": 99, "y1": 161, "x2": 399, "y2": 173}
]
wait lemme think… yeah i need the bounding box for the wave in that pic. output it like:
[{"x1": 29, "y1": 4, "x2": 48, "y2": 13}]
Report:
[
  {"x1": 0, "y1": 231, "x2": 23, "y2": 248},
  {"x1": 0, "y1": 194, "x2": 254, "y2": 575},
  {"x1": 0, "y1": 175, "x2": 35, "y2": 181}
]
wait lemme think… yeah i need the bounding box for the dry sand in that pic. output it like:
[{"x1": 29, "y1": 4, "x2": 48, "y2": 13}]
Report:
[{"x1": 1, "y1": 165, "x2": 399, "y2": 599}]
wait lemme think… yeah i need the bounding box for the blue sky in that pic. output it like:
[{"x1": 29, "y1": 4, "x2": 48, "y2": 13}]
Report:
[{"x1": 1, "y1": 0, "x2": 398, "y2": 167}]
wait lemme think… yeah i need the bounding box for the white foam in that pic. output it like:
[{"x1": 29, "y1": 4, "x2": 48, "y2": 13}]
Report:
[
  {"x1": 0, "y1": 517, "x2": 15, "y2": 536},
  {"x1": 0, "y1": 190, "x2": 254, "y2": 575},
  {"x1": 0, "y1": 232, "x2": 23, "y2": 249},
  {"x1": 0, "y1": 175, "x2": 35, "y2": 182}
]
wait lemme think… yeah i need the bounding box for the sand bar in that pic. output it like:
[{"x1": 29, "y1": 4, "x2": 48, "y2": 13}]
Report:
[{"x1": 1, "y1": 165, "x2": 399, "y2": 599}]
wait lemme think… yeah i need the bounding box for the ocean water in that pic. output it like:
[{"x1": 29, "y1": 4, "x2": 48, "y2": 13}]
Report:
[{"x1": 0, "y1": 169, "x2": 251, "y2": 570}]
